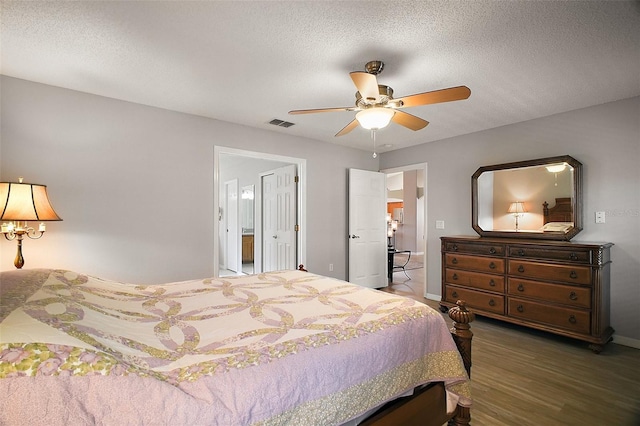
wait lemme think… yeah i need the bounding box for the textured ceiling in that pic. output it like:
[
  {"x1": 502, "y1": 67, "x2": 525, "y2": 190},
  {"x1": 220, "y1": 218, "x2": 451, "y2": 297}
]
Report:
[{"x1": 2, "y1": 1, "x2": 639, "y2": 153}]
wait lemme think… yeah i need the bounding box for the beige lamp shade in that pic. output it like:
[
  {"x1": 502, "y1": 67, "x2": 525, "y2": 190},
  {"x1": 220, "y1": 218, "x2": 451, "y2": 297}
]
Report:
[
  {"x1": 507, "y1": 201, "x2": 527, "y2": 215},
  {"x1": 0, "y1": 181, "x2": 62, "y2": 221}
]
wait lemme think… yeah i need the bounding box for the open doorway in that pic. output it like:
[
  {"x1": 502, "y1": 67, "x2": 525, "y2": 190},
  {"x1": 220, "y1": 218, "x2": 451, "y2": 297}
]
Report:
[
  {"x1": 214, "y1": 146, "x2": 306, "y2": 277},
  {"x1": 382, "y1": 163, "x2": 427, "y2": 298}
]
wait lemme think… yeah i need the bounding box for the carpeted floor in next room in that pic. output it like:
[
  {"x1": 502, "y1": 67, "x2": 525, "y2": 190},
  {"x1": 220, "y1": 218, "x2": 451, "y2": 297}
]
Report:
[{"x1": 382, "y1": 265, "x2": 640, "y2": 426}]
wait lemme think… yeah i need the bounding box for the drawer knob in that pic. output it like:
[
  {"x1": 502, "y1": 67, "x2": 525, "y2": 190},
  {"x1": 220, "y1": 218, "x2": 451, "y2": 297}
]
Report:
[
  {"x1": 489, "y1": 299, "x2": 496, "y2": 307},
  {"x1": 518, "y1": 265, "x2": 525, "y2": 273},
  {"x1": 489, "y1": 262, "x2": 496, "y2": 269},
  {"x1": 452, "y1": 257, "x2": 458, "y2": 264},
  {"x1": 568, "y1": 315, "x2": 577, "y2": 324},
  {"x1": 517, "y1": 249, "x2": 525, "y2": 256},
  {"x1": 452, "y1": 244, "x2": 459, "y2": 252},
  {"x1": 452, "y1": 291, "x2": 459, "y2": 298},
  {"x1": 570, "y1": 271, "x2": 578, "y2": 279},
  {"x1": 452, "y1": 273, "x2": 459, "y2": 280},
  {"x1": 570, "y1": 252, "x2": 578, "y2": 261},
  {"x1": 517, "y1": 284, "x2": 525, "y2": 292},
  {"x1": 489, "y1": 279, "x2": 496, "y2": 287},
  {"x1": 569, "y1": 291, "x2": 578, "y2": 301},
  {"x1": 489, "y1": 247, "x2": 497, "y2": 254},
  {"x1": 517, "y1": 304, "x2": 524, "y2": 313}
]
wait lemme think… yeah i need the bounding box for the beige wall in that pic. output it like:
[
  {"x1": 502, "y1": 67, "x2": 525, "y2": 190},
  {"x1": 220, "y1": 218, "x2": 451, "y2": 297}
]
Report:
[{"x1": 0, "y1": 76, "x2": 377, "y2": 283}]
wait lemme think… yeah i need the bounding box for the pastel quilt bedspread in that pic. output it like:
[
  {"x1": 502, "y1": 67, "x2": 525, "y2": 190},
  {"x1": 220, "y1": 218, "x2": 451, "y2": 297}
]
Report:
[{"x1": 0, "y1": 268, "x2": 470, "y2": 425}]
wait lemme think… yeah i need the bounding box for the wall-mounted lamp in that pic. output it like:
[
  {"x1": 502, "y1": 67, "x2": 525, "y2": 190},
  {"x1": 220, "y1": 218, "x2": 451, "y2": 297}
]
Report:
[
  {"x1": 0, "y1": 177, "x2": 62, "y2": 269},
  {"x1": 507, "y1": 201, "x2": 527, "y2": 232}
]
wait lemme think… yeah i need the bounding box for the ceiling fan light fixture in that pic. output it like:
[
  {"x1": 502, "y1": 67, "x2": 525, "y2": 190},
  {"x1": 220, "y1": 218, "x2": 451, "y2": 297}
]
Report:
[{"x1": 356, "y1": 108, "x2": 395, "y2": 130}]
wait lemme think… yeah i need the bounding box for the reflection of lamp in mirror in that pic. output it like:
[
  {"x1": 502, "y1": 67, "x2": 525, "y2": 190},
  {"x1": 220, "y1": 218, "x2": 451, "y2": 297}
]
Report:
[
  {"x1": 508, "y1": 201, "x2": 527, "y2": 232},
  {"x1": 1, "y1": 177, "x2": 62, "y2": 269}
]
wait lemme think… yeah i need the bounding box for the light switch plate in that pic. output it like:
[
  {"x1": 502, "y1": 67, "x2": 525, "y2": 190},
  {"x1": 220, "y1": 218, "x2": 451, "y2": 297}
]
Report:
[
  {"x1": 435, "y1": 220, "x2": 445, "y2": 229},
  {"x1": 595, "y1": 211, "x2": 605, "y2": 224}
]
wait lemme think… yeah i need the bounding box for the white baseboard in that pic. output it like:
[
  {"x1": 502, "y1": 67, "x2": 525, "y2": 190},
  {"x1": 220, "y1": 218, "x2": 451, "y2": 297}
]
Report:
[
  {"x1": 425, "y1": 293, "x2": 441, "y2": 302},
  {"x1": 612, "y1": 335, "x2": 640, "y2": 349}
]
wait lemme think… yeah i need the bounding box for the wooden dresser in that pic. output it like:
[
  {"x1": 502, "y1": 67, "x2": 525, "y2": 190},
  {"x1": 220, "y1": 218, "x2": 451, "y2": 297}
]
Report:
[{"x1": 440, "y1": 236, "x2": 614, "y2": 352}]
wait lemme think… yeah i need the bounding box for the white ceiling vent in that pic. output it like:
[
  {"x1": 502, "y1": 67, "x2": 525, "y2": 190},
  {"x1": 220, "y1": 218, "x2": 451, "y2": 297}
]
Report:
[{"x1": 269, "y1": 119, "x2": 295, "y2": 128}]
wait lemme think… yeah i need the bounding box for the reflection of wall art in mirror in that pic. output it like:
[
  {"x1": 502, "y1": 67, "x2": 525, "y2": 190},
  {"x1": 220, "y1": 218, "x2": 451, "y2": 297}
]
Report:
[{"x1": 472, "y1": 155, "x2": 583, "y2": 240}]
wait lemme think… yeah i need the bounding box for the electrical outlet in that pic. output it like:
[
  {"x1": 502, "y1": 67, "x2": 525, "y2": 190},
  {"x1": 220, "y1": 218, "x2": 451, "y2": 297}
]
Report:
[
  {"x1": 435, "y1": 220, "x2": 445, "y2": 229},
  {"x1": 595, "y1": 211, "x2": 606, "y2": 224},
  {"x1": 329, "y1": 263, "x2": 333, "y2": 272}
]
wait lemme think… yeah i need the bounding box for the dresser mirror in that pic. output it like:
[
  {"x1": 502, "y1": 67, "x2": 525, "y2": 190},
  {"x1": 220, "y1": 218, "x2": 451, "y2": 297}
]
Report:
[{"x1": 472, "y1": 155, "x2": 583, "y2": 240}]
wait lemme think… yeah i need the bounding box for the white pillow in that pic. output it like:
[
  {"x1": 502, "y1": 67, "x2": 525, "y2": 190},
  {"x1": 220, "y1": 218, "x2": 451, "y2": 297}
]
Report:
[{"x1": 540, "y1": 222, "x2": 573, "y2": 232}]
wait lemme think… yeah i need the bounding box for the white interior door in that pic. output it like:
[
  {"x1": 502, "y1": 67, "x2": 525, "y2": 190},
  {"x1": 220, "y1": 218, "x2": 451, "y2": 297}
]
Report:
[
  {"x1": 262, "y1": 164, "x2": 297, "y2": 272},
  {"x1": 225, "y1": 179, "x2": 239, "y2": 273},
  {"x1": 348, "y1": 169, "x2": 387, "y2": 288}
]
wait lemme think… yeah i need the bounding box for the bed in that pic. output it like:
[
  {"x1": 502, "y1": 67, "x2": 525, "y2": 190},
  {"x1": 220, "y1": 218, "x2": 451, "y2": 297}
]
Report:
[
  {"x1": 542, "y1": 197, "x2": 574, "y2": 231},
  {"x1": 0, "y1": 267, "x2": 473, "y2": 425}
]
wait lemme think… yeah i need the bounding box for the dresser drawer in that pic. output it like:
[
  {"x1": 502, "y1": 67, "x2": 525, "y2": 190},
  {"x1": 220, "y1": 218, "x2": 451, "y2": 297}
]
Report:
[
  {"x1": 446, "y1": 269, "x2": 505, "y2": 292},
  {"x1": 508, "y1": 260, "x2": 592, "y2": 285},
  {"x1": 445, "y1": 253, "x2": 505, "y2": 273},
  {"x1": 507, "y1": 278, "x2": 591, "y2": 308},
  {"x1": 509, "y1": 245, "x2": 591, "y2": 264},
  {"x1": 508, "y1": 298, "x2": 590, "y2": 334},
  {"x1": 444, "y1": 241, "x2": 505, "y2": 256},
  {"x1": 445, "y1": 285, "x2": 505, "y2": 314}
]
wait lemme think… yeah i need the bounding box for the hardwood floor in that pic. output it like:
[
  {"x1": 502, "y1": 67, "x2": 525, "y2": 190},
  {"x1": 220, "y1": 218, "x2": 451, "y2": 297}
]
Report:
[{"x1": 382, "y1": 267, "x2": 640, "y2": 426}]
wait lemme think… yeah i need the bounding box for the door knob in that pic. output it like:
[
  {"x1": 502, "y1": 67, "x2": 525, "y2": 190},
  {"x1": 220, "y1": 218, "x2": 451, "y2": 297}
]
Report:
[
  {"x1": 350, "y1": 234, "x2": 360, "y2": 239},
  {"x1": 272, "y1": 235, "x2": 278, "y2": 239}
]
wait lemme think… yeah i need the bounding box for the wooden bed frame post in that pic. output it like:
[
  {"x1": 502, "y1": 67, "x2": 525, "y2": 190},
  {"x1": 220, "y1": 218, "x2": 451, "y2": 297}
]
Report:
[{"x1": 448, "y1": 300, "x2": 475, "y2": 426}]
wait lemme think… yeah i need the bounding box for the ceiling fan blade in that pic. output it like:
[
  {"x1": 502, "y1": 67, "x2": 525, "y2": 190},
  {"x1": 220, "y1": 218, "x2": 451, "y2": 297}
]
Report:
[
  {"x1": 395, "y1": 86, "x2": 471, "y2": 108},
  {"x1": 335, "y1": 119, "x2": 359, "y2": 137},
  {"x1": 289, "y1": 106, "x2": 355, "y2": 115},
  {"x1": 391, "y1": 110, "x2": 429, "y2": 131},
  {"x1": 350, "y1": 71, "x2": 379, "y2": 102}
]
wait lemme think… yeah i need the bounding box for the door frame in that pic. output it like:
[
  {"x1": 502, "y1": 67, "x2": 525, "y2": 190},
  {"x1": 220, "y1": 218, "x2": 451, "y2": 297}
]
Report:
[
  {"x1": 381, "y1": 162, "x2": 429, "y2": 298},
  {"x1": 213, "y1": 146, "x2": 306, "y2": 277},
  {"x1": 224, "y1": 178, "x2": 240, "y2": 272}
]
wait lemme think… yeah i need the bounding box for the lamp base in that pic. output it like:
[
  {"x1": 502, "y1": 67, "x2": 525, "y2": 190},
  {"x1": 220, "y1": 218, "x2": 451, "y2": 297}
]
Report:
[{"x1": 14, "y1": 237, "x2": 24, "y2": 269}]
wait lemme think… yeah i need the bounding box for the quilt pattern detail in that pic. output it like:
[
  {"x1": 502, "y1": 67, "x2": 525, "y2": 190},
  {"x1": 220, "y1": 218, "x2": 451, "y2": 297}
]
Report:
[{"x1": 2, "y1": 269, "x2": 430, "y2": 382}]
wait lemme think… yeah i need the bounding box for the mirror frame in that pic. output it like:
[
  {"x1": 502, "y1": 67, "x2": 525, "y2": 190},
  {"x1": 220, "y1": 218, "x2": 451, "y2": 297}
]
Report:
[{"x1": 472, "y1": 155, "x2": 583, "y2": 241}]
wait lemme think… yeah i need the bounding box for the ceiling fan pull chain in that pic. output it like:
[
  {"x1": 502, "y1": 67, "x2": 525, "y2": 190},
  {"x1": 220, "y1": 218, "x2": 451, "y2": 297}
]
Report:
[{"x1": 372, "y1": 129, "x2": 377, "y2": 158}]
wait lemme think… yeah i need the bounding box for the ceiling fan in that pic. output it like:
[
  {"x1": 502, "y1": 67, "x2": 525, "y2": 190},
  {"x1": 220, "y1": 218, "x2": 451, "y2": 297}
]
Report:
[{"x1": 289, "y1": 60, "x2": 471, "y2": 137}]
